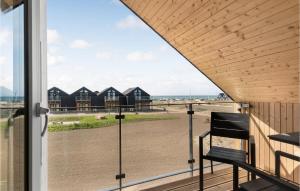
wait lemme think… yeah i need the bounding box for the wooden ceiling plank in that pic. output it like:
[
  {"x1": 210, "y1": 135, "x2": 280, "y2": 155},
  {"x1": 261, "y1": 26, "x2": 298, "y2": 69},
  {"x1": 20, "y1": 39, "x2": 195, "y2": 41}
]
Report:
[
  {"x1": 149, "y1": 0, "x2": 186, "y2": 30},
  {"x1": 217, "y1": 78, "x2": 299, "y2": 88},
  {"x1": 213, "y1": 68, "x2": 298, "y2": 81},
  {"x1": 192, "y1": 28, "x2": 299, "y2": 63},
  {"x1": 188, "y1": 21, "x2": 298, "y2": 62},
  {"x1": 134, "y1": 0, "x2": 152, "y2": 16},
  {"x1": 198, "y1": 48, "x2": 299, "y2": 71},
  {"x1": 203, "y1": 49, "x2": 298, "y2": 74},
  {"x1": 220, "y1": 75, "x2": 299, "y2": 86},
  {"x1": 171, "y1": 0, "x2": 267, "y2": 47},
  {"x1": 181, "y1": 1, "x2": 298, "y2": 58},
  {"x1": 165, "y1": 0, "x2": 240, "y2": 42},
  {"x1": 156, "y1": 0, "x2": 213, "y2": 36},
  {"x1": 181, "y1": 0, "x2": 295, "y2": 56},
  {"x1": 140, "y1": 0, "x2": 165, "y2": 22},
  {"x1": 206, "y1": 59, "x2": 299, "y2": 78},
  {"x1": 194, "y1": 38, "x2": 298, "y2": 68}
]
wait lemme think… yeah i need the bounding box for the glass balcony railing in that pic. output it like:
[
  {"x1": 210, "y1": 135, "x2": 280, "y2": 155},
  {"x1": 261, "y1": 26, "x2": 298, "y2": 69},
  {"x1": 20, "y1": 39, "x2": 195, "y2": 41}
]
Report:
[
  {"x1": 135, "y1": 96, "x2": 151, "y2": 101},
  {"x1": 47, "y1": 101, "x2": 243, "y2": 191},
  {"x1": 48, "y1": 96, "x2": 61, "y2": 101},
  {"x1": 104, "y1": 96, "x2": 120, "y2": 101},
  {"x1": 75, "y1": 96, "x2": 91, "y2": 101}
]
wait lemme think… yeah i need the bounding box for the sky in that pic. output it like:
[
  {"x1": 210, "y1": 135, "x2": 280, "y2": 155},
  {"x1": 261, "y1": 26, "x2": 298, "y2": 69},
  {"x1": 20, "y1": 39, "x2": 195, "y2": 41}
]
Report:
[
  {"x1": 0, "y1": 5, "x2": 24, "y2": 97},
  {"x1": 47, "y1": 0, "x2": 222, "y2": 96}
]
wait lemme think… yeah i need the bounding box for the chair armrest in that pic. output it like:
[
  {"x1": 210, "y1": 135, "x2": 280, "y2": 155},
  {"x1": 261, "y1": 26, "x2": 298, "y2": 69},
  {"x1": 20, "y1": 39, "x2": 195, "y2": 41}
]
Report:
[
  {"x1": 199, "y1": 130, "x2": 210, "y2": 139},
  {"x1": 199, "y1": 130, "x2": 210, "y2": 157},
  {"x1": 235, "y1": 162, "x2": 299, "y2": 191}
]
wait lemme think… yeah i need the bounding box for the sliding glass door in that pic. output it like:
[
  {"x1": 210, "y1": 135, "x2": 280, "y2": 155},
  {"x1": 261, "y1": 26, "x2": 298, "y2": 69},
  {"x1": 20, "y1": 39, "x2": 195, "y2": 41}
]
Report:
[{"x1": 0, "y1": 1, "x2": 27, "y2": 191}]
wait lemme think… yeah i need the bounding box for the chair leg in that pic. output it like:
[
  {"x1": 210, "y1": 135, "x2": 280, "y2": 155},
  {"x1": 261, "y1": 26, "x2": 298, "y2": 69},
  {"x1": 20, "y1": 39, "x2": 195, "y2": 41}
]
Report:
[
  {"x1": 200, "y1": 157, "x2": 204, "y2": 191},
  {"x1": 233, "y1": 164, "x2": 239, "y2": 191},
  {"x1": 199, "y1": 136, "x2": 204, "y2": 191},
  {"x1": 210, "y1": 160, "x2": 213, "y2": 174}
]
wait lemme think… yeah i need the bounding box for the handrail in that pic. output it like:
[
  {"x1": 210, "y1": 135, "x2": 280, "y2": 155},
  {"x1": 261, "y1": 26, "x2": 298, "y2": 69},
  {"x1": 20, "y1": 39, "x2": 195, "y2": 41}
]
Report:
[
  {"x1": 75, "y1": 96, "x2": 91, "y2": 101},
  {"x1": 48, "y1": 101, "x2": 238, "y2": 109}
]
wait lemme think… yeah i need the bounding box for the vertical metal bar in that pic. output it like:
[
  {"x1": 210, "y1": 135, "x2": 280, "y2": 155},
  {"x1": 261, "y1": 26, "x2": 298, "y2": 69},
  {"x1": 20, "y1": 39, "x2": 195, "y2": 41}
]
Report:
[
  {"x1": 233, "y1": 164, "x2": 239, "y2": 191},
  {"x1": 275, "y1": 151, "x2": 280, "y2": 177},
  {"x1": 118, "y1": 106, "x2": 122, "y2": 191},
  {"x1": 199, "y1": 136, "x2": 204, "y2": 191},
  {"x1": 188, "y1": 104, "x2": 194, "y2": 176}
]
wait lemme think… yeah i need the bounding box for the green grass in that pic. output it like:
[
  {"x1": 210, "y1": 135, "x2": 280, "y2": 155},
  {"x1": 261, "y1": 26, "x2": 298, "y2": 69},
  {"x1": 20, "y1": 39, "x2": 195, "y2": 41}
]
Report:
[
  {"x1": 0, "y1": 121, "x2": 8, "y2": 129},
  {"x1": 48, "y1": 114, "x2": 177, "y2": 132}
]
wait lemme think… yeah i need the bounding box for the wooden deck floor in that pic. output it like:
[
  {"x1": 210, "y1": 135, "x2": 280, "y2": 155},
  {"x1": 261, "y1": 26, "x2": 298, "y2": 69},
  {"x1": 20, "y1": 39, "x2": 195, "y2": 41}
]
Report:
[{"x1": 141, "y1": 168, "x2": 248, "y2": 191}]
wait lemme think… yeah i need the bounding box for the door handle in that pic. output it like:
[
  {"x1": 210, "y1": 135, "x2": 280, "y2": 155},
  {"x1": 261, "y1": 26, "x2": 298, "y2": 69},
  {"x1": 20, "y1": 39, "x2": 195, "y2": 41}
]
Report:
[{"x1": 36, "y1": 103, "x2": 49, "y2": 136}]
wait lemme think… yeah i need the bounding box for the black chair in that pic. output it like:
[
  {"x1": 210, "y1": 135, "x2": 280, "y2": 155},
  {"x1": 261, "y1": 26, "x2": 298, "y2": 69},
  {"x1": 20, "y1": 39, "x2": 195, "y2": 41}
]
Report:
[
  {"x1": 234, "y1": 162, "x2": 299, "y2": 191},
  {"x1": 199, "y1": 112, "x2": 253, "y2": 191}
]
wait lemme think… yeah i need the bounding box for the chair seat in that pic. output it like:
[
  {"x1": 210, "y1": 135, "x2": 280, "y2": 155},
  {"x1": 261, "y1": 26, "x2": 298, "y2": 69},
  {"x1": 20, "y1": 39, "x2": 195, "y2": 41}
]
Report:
[
  {"x1": 204, "y1": 146, "x2": 246, "y2": 164},
  {"x1": 239, "y1": 178, "x2": 280, "y2": 191}
]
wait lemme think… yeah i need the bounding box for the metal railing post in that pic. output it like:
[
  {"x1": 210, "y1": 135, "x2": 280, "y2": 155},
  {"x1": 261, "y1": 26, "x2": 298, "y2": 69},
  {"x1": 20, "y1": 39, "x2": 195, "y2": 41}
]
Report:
[
  {"x1": 115, "y1": 106, "x2": 125, "y2": 190},
  {"x1": 187, "y1": 104, "x2": 195, "y2": 176}
]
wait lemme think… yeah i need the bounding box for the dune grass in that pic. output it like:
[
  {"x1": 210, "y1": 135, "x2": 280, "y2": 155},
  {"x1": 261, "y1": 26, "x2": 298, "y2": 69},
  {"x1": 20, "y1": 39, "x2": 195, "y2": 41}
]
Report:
[{"x1": 48, "y1": 114, "x2": 177, "y2": 132}]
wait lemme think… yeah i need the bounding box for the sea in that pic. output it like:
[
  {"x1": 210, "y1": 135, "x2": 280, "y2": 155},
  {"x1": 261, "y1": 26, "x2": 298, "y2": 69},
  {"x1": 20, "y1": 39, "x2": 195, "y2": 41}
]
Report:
[{"x1": 151, "y1": 95, "x2": 218, "y2": 101}]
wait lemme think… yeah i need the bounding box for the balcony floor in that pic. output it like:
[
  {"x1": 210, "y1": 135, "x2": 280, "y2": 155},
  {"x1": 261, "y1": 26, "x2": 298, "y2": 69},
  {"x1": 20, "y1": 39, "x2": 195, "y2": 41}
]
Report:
[{"x1": 141, "y1": 167, "x2": 247, "y2": 191}]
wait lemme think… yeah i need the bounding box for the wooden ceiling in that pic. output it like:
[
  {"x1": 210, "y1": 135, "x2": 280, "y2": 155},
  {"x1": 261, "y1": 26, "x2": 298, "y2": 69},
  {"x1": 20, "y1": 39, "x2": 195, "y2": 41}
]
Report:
[{"x1": 121, "y1": 0, "x2": 299, "y2": 103}]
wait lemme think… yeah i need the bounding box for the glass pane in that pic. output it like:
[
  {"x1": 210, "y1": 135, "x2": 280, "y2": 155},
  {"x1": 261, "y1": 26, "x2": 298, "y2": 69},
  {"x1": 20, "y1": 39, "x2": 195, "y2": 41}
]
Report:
[
  {"x1": 123, "y1": 104, "x2": 190, "y2": 189},
  {"x1": 48, "y1": 107, "x2": 119, "y2": 191},
  {"x1": 0, "y1": 2, "x2": 26, "y2": 191}
]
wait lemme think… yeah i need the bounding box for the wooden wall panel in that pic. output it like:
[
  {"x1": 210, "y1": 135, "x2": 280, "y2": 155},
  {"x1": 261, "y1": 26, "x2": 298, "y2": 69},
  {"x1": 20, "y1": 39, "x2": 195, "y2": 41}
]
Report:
[
  {"x1": 250, "y1": 102, "x2": 299, "y2": 183},
  {"x1": 122, "y1": 0, "x2": 300, "y2": 103}
]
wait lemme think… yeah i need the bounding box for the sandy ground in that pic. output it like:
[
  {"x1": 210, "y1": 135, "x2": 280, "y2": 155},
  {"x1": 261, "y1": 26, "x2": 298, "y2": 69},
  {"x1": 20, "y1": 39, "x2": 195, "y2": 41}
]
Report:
[{"x1": 48, "y1": 104, "x2": 239, "y2": 191}]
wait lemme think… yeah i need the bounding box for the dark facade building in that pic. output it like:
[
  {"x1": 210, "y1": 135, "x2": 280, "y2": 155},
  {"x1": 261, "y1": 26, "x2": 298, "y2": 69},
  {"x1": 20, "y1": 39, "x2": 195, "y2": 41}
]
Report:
[
  {"x1": 69, "y1": 87, "x2": 101, "y2": 111},
  {"x1": 123, "y1": 87, "x2": 152, "y2": 111},
  {"x1": 48, "y1": 87, "x2": 71, "y2": 111},
  {"x1": 97, "y1": 87, "x2": 126, "y2": 110},
  {"x1": 48, "y1": 86, "x2": 151, "y2": 112}
]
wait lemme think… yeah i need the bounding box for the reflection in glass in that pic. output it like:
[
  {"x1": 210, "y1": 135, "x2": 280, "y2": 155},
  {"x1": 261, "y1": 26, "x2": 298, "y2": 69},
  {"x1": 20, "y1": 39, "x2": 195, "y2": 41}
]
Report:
[{"x1": 0, "y1": 1, "x2": 25, "y2": 191}]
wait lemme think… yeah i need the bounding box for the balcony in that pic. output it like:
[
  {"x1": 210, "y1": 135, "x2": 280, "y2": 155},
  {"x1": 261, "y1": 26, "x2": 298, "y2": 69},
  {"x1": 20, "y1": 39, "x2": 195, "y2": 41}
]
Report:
[
  {"x1": 104, "y1": 96, "x2": 120, "y2": 101},
  {"x1": 48, "y1": 102, "x2": 242, "y2": 191},
  {"x1": 75, "y1": 96, "x2": 91, "y2": 101},
  {"x1": 48, "y1": 96, "x2": 61, "y2": 101},
  {"x1": 135, "y1": 96, "x2": 152, "y2": 101}
]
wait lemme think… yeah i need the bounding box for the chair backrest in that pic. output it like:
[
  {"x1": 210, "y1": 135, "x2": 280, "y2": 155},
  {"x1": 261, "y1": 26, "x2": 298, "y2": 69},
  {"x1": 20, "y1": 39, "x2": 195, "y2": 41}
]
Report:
[{"x1": 210, "y1": 112, "x2": 249, "y2": 140}]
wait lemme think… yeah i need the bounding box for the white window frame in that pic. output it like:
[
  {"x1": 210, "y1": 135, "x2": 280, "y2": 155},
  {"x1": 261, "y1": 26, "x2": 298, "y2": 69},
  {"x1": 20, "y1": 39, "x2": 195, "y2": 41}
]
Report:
[{"x1": 27, "y1": 0, "x2": 47, "y2": 190}]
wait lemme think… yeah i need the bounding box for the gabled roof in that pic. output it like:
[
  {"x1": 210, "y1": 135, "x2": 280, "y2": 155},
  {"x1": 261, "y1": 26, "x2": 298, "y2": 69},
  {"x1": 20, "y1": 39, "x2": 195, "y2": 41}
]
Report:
[
  {"x1": 48, "y1": 87, "x2": 69, "y2": 96},
  {"x1": 97, "y1": 86, "x2": 123, "y2": 96},
  {"x1": 123, "y1": 87, "x2": 137, "y2": 95},
  {"x1": 123, "y1": 87, "x2": 150, "y2": 96},
  {"x1": 70, "y1": 86, "x2": 97, "y2": 96}
]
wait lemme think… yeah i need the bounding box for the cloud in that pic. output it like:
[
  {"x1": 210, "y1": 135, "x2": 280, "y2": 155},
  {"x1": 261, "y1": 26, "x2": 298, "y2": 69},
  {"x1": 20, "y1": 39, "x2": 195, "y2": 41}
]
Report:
[
  {"x1": 70, "y1": 39, "x2": 91, "y2": 49},
  {"x1": 96, "y1": 51, "x2": 112, "y2": 60},
  {"x1": 0, "y1": 56, "x2": 8, "y2": 65},
  {"x1": 47, "y1": 29, "x2": 62, "y2": 45},
  {"x1": 116, "y1": 15, "x2": 147, "y2": 30},
  {"x1": 127, "y1": 51, "x2": 154, "y2": 61},
  {"x1": 0, "y1": 28, "x2": 11, "y2": 46},
  {"x1": 47, "y1": 47, "x2": 65, "y2": 66},
  {"x1": 48, "y1": 54, "x2": 64, "y2": 66}
]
